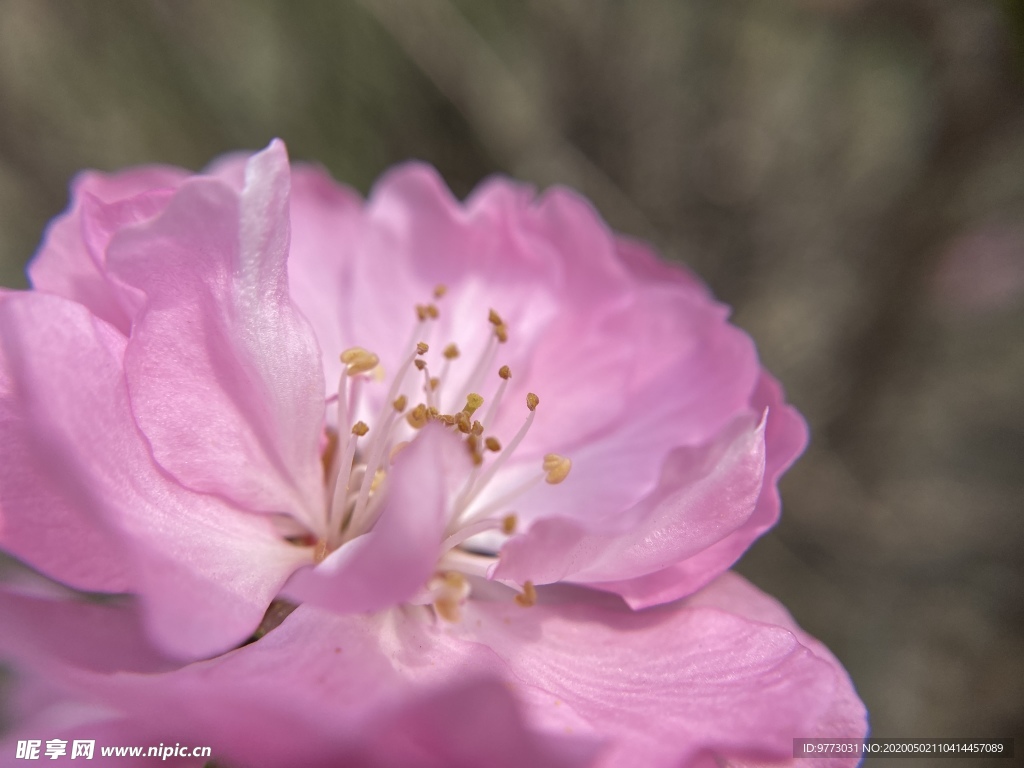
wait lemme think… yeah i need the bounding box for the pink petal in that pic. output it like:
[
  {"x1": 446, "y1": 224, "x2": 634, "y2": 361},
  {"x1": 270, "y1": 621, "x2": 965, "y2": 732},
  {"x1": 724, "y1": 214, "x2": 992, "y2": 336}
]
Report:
[
  {"x1": 107, "y1": 140, "x2": 328, "y2": 535},
  {"x1": 0, "y1": 297, "x2": 130, "y2": 593},
  {"x1": 597, "y1": 373, "x2": 809, "y2": 607},
  {"x1": 449, "y1": 578, "x2": 865, "y2": 768},
  {"x1": 0, "y1": 292, "x2": 310, "y2": 659},
  {"x1": 28, "y1": 166, "x2": 188, "y2": 333},
  {"x1": 2, "y1": 599, "x2": 596, "y2": 768},
  {"x1": 283, "y1": 425, "x2": 458, "y2": 614},
  {"x1": 495, "y1": 412, "x2": 766, "y2": 585},
  {"x1": 684, "y1": 572, "x2": 868, "y2": 768},
  {"x1": 285, "y1": 165, "x2": 364, "y2": 395}
]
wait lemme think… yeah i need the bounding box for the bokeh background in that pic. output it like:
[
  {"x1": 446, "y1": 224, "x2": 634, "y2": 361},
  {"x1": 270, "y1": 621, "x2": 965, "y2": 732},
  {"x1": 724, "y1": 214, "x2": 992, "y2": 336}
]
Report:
[{"x1": 1, "y1": 1, "x2": 1022, "y2": 765}]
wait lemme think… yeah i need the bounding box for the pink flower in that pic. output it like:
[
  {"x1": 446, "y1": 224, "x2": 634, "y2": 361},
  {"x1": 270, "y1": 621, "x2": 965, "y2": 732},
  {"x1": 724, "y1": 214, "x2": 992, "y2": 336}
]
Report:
[{"x1": 0, "y1": 141, "x2": 866, "y2": 766}]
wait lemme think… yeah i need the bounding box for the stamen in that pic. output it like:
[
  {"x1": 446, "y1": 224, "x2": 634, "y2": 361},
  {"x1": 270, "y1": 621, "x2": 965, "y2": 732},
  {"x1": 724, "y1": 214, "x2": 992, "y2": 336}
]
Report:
[
  {"x1": 453, "y1": 400, "x2": 538, "y2": 519},
  {"x1": 502, "y1": 513, "x2": 518, "y2": 535},
  {"x1": 393, "y1": 395, "x2": 408, "y2": 412},
  {"x1": 485, "y1": 436, "x2": 501, "y2": 452},
  {"x1": 351, "y1": 421, "x2": 369, "y2": 436},
  {"x1": 407, "y1": 403, "x2": 429, "y2": 429},
  {"x1": 433, "y1": 284, "x2": 448, "y2": 299},
  {"x1": 481, "y1": 366, "x2": 511, "y2": 432},
  {"x1": 429, "y1": 571, "x2": 470, "y2": 623},
  {"x1": 543, "y1": 454, "x2": 572, "y2": 484},
  {"x1": 443, "y1": 343, "x2": 460, "y2": 359},
  {"x1": 526, "y1": 392, "x2": 539, "y2": 411},
  {"x1": 462, "y1": 393, "x2": 484, "y2": 417},
  {"x1": 340, "y1": 347, "x2": 380, "y2": 376},
  {"x1": 514, "y1": 581, "x2": 537, "y2": 608}
]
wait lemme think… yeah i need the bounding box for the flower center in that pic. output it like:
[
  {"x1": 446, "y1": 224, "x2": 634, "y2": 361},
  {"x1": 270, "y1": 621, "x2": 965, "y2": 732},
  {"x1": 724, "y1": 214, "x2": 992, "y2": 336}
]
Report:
[{"x1": 315, "y1": 286, "x2": 570, "y2": 621}]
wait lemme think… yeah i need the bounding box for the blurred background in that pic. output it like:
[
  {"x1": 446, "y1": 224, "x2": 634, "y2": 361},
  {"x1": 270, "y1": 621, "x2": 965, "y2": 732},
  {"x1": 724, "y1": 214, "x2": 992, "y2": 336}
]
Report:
[{"x1": 1, "y1": 1, "x2": 1021, "y2": 764}]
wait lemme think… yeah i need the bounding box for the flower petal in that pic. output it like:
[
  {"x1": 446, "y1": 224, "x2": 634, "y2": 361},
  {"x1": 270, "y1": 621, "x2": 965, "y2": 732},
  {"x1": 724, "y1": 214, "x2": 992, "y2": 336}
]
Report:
[
  {"x1": 449, "y1": 577, "x2": 865, "y2": 768},
  {"x1": 283, "y1": 425, "x2": 459, "y2": 614},
  {"x1": 495, "y1": 412, "x2": 766, "y2": 586},
  {"x1": 27, "y1": 166, "x2": 188, "y2": 333},
  {"x1": 683, "y1": 572, "x2": 869, "y2": 768},
  {"x1": 0, "y1": 597, "x2": 597, "y2": 768},
  {"x1": 0, "y1": 292, "x2": 310, "y2": 659},
  {"x1": 595, "y1": 373, "x2": 809, "y2": 607},
  {"x1": 107, "y1": 140, "x2": 327, "y2": 534}
]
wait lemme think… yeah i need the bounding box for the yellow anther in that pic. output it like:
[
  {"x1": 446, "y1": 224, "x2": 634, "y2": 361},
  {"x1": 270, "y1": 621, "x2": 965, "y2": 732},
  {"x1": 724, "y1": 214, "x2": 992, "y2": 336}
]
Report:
[
  {"x1": 431, "y1": 571, "x2": 469, "y2": 623},
  {"x1": 488, "y1": 308, "x2": 504, "y2": 326},
  {"x1": 455, "y1": 412, "x2": 472, "y2": 434},
  {"x1": 495, "y1": 323, "x2": 508, "y2": 343},
  {"x1": 485, "y1": 436, "x2": 502, "y2": 452},
  {"x1": 498, "y1": 365, "x2": 511, "y2": 380},
  {"x1": 543, "y1": 454, "x2": 572, "y2": 484},
  {"x1": 416, "y1": 304, "x2": 428, "y2": 321},
  {"x1": 471, "y1": 420, "x2": 484, "y2": 436},
  {"x1": 462, "y1": 393, "x2": 484, "y2": 416},
  {"x1": 426, "y1": 304, "x2": 439, "y2": 319},
  {"x1": 414, "y1": 359, "x2": 427, "y2": 371},
  {"x1": 443, "y1": 571, "x2": 467, "y2": 590},
  {"x1": 429, "y1": 377, "x2": 440, "y2": 391},
  {"x1": 443, "y1": 343, "x2": 460, "y2": 359},
  {"x1": 526, "y1": 392, "x2": 540, "y2": 411},
  {"x1": 514, "y1": 581, "x2": 537, "y2": 608},
  {"x1": 393, "y1": 395, "x2": 408, "y2": 412},
  {"x1": 406, "y1": 404, "x2": 428, "y2": 429},
  {"x1": 351, "y1": 421, "x2": 369, "y2": 437},
  {"x1": 416, "y1": 342, "x2": 429, "y2": 355},
  {"x1": 313, "y1": 539, "x2": 328, "y2": 565},
  {"x1": 370, "y1": 469, "x2": 386, "y2": 494},
  {"x1": 434, "y1": 598, "x2": 461, "y2": 623},
  {"x1": 340, "y1": 347, "x2": 380, "y2": 376},
  {"x1": 433, "y1": 284, "x2": 447, "y2": 299},
  {"x1": 502, "y1": 514, "x2": 518, "y2": 535},
  {"x1": 427, "y1": 406, "x2": 440, "y2": 419}
]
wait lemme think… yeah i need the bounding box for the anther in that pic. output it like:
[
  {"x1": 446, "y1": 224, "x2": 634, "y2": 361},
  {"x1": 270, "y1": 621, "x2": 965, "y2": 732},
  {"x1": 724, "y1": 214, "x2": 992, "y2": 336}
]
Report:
[
  {"x1": 488, "y1": 309, "x2": 503, "y2": 326},
  {"x1": 314, "y1": 539, "x2": 328, "y2": 565},
  {"x1": 429, "y1": 377, "x2": 440, "y2": 391},
  {"x1": 340, "y1": 347, "x2": 380, "y2": 376},
  {"x1": 443, "y1": 343, "x2": 460, "y2": 360},
  {"x1": 425, "y1": 304, "x2": 439, "y2": 320},
  {"x1": 392, "y1": 395, "x2": 408, "y2": 413},
  {"x1": 414, "y1": 359, "x2": 427, "y2": 371},
  {"x1": 485, "y1": 436, "x2": 501, "y2": 452},
  {"x1": 502, "y1": 514, "x2": 518, "y2": 535},
  {"x1": 462, "y1": 393, "x2": 484, "y2": 417},
  {"x1": 406, "y1": 404, "x2": 428, "y2": 429},
  {"x1": 416, "y1": 342, "x2": 429, "y2": 355},
  {"x1": 514, "y1": 581, "x2": 537, "y2": 608},
  {"x1": 416, "y1": 304, "x2": 428, "y2": 321},
  {"x1": 471, "y1": 420, "x2": 484, "y2": 436},
  {"x1": 433, "y1": 284, "x2": 447, "y2": 299},
  {"x1": 351, "y1": 421, "x2": 369, "y2": 436},
  {"x1": 526, "y1": 392, "x2": 540, "y2": 411},
  {"x1": 495, "y1": 324, "x2": 508, "y2": 343},
  {"x1": 543, "y1": 454, "x2": 572, "y2": 484},
  {"x1": 498, "y1": 365, "x2": 511, "y2": 380}
]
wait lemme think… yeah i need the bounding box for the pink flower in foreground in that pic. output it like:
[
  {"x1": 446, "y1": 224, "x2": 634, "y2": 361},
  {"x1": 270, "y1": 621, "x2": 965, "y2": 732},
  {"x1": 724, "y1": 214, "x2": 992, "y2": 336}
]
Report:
[{"x1": 0, "y1": 140, "x2": 866, "y2": 767}]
